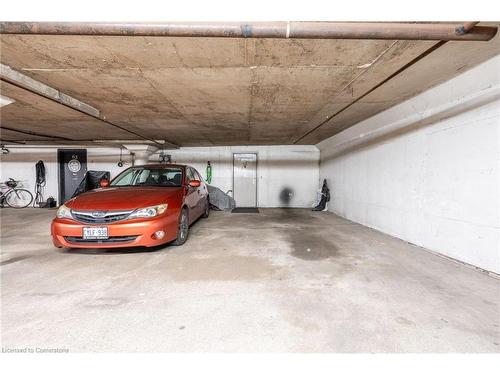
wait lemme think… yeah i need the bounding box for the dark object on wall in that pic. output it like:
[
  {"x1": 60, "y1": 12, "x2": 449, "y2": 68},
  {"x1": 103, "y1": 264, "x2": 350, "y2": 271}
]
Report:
[
  {"x1": 279, "y1": 187, "x2": 293, "y2": 206},
  {"x1": 206, "y1": 184, "x2": 236, "y2": 211},
  {"x1": 72, "y1": 170, "x2": 111, "y2": 198},
  {"x1": 34, "y1": 160, "x2": 46, "y2": 207},
  {"x1": 313, "y1": 179, "x2": 330, "y2": 211},
  {"x1": 58, "y1": 149, "x2": 87, "y2": 204},
  {"x1": 117, "y1": 146, "x2": 124, "y2": 167},
  {"x1": 158, "y1": 151, "x2": 171, "y2": 164}
]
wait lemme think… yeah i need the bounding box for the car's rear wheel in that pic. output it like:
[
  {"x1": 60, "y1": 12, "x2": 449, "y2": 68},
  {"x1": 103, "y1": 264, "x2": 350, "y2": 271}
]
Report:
[
  {"x1": 201, "y1": 197, "x2": 210, "y2": 218},
  {"x1": 172, "y1": 208, "x2": 189, "y2": 246}
]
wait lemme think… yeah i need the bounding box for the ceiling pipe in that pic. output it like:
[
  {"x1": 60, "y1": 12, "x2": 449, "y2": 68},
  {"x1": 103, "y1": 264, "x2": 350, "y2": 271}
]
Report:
[
  {"x1": 455, "y1": 21, "x2": 479, "y2": 35},
  {"x1": 0, "y1": 22, "x2": 496, "y2": 41}
]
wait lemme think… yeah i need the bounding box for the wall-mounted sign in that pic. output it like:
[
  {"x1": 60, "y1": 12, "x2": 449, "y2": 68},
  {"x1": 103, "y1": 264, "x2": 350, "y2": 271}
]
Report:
[
  {"x1": 58, "y1": 149, "x2": 87, "y2": 204},
  {"x1": 68, "y1": 158, "x2": 81, "y2": 173}
]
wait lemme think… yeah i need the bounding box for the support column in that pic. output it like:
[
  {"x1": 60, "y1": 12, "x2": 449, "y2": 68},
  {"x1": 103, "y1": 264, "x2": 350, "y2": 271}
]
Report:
[{"x1": 123, "y1": 144, "x2": 158, "y2": 166}]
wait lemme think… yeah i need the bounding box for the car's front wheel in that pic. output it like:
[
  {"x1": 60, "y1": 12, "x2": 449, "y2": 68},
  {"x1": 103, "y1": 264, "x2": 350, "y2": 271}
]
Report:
[{"x1": 172, "y1": 208, "x2": 189, "y2": 246}]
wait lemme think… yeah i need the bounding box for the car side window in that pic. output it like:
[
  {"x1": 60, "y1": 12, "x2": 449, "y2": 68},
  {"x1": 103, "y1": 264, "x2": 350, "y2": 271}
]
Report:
[
  {"x1": 193, "y1": 168, "x2": 203, "y2": 182},
  {"x1": 186, "y1": 168, "x2": 195, "y2": 182}
]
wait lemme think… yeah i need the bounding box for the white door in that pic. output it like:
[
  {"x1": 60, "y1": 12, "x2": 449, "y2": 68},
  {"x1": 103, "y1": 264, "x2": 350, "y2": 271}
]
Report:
[{"x1": 233, "y1": 153, "x2": 257, "y2": 207}]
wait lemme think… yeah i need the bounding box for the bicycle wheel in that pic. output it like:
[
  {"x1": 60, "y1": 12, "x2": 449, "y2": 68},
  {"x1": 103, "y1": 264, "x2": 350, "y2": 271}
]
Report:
[{"x1": 5, "y1": 188, "x2": 33, "y2": 208}]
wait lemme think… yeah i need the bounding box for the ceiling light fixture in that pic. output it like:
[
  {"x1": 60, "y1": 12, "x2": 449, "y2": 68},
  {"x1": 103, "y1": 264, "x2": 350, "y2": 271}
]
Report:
[{"x1": 0, "y1": 95, "x2": 15, "y2": 107}]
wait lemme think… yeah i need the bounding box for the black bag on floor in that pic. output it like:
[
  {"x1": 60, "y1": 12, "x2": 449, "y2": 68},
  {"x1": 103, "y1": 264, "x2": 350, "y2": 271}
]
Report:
[
  {"x1": 39, "y1": 196, "x2": 57, "y2": 208},
  {"x1": 313, "y1": 179, "x2": 330, "y2": 211}
]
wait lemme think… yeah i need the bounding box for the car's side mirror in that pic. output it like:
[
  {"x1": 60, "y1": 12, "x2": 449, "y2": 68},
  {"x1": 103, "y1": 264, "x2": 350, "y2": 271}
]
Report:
[
  {"x1": 188, "y1": 180, "x2": 201, "y2": 188},
  {"x1": 100, "y1": 179, "x2": 110, "y2": 188}
]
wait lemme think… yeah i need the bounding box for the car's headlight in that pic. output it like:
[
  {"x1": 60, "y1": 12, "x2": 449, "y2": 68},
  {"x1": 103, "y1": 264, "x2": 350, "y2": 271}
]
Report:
[
  {"x1": 128, "y1": 204, "x2": 168, "y2": 219},
  {"x1": 56, "y1": 204, "x2": 73, "y2": 219}
]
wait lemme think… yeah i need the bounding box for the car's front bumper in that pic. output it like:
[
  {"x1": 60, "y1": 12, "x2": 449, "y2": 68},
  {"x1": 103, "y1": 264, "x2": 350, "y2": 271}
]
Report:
[{"x1": 51, "y1": 213, "x2": 179, "y2": 248}]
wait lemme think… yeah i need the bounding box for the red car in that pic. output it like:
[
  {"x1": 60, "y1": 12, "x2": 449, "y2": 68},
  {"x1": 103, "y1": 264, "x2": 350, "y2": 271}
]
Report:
[{"x1": 51, "y1": 164, "x2": 209, "y2": 249}]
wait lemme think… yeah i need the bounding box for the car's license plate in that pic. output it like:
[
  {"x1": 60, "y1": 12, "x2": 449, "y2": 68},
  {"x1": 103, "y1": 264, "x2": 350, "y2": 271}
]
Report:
[{"x1": 83, "y1": 227, "x2": 108, "y2": 239}]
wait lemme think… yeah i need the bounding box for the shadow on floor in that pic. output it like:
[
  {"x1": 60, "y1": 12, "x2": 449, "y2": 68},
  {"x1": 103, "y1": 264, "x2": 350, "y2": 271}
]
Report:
[{"x1": 58, "y1": 243, "x2": 170, "y2": 255}]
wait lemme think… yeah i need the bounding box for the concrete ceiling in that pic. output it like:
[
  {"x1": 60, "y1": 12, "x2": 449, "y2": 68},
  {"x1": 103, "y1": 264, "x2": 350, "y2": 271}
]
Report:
[{"x1": 1, "y1": 25, "x2": 499, "y2": 147}]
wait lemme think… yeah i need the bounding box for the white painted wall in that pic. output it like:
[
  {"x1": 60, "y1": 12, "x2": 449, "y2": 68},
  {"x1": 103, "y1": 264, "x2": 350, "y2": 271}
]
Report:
[
  {"x1": 0, "y1": 147, "x2": 132, "y2": 204},
  {"x1": 0, "y1": 145, "x2": 320, "y2": 208},
  {"x1": 168, "y1": 146, "x2": 319, "y2": 208},
  {"x1": 318, "y1": 55, "x2": 500, "y2": 274}
]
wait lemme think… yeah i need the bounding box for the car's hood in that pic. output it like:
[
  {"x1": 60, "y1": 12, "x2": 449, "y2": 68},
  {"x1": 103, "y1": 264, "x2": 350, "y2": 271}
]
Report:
[{"x1": 65, "y1": 186, "x2": 183, "y2": 210}]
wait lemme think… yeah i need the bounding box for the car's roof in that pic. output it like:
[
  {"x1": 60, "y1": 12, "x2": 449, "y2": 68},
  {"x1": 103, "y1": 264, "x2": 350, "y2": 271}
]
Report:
[{"x1": 134, "y1": 163, "x2": 187, "y2": 168}]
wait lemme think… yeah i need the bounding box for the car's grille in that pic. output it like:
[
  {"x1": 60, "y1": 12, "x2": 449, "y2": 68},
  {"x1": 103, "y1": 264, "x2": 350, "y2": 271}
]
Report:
[
  {"x1": 71, "y1": 210, "x2": 134, "y2": 224},
  {"x1": 64, "y1": 236, "x2": 138, "y2": 244}
]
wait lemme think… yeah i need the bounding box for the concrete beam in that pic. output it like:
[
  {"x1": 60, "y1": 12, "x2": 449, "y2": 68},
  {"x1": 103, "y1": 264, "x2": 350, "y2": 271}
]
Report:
[
  {"x1": 93, "y1": 139, "x2": 178, "y2": 149},
  {"x1": 0, "y1": 63, "x2": 100, "y2": 117},
  {"x1": 0, "y1": 138, "x2": 178, "y2": 149},
  {"x1": 294, "y1": 41, "x2": 447, "y2": 144},
  {"x1": 1, "y1": 126, "x2": 72, "y2": 140},
  {"x1": 0, "y1": 64, "x2": 178, "y2": 148}
]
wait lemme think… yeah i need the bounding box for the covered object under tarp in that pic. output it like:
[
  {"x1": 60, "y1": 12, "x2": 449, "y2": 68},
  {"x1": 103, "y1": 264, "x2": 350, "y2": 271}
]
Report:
[
  {"x1": 207, "y1": 185, "x2": 236, "y2": 211},
  {"x1": 72, "y1": 170, "x2": 110, "y2": 198}
]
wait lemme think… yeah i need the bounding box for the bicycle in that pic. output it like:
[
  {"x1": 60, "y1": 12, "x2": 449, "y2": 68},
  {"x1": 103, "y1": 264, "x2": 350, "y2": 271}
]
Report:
[{"x1": 0, "y1": 178, "x2": 34, "y2": 208}]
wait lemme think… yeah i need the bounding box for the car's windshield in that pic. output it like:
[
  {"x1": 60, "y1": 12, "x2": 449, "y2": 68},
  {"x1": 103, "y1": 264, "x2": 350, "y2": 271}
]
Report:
[{"x1": 110, "y1": 167, "x2": 183, "y2": 187}]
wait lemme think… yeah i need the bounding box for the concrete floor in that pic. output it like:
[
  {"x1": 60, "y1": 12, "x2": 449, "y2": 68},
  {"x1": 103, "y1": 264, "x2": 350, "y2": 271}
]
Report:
[{"x1": 1, "y1": 208, "x2": 499, "y2": 352}]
